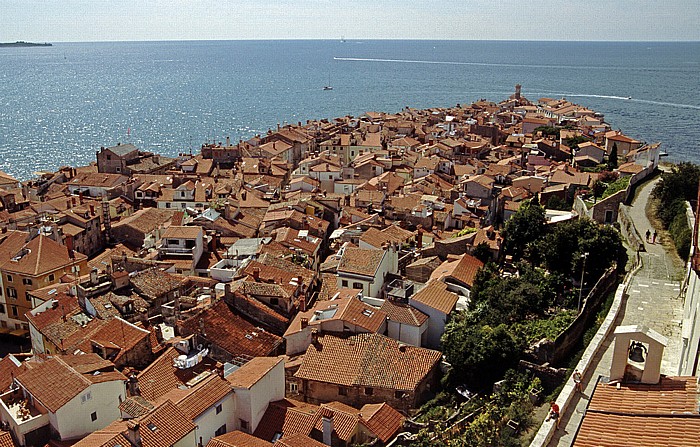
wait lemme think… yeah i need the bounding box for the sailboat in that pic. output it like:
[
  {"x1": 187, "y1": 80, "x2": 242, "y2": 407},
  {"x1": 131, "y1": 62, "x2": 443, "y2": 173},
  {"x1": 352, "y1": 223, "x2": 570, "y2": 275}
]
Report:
[{"x1": 323, "y1": 72, "x2": 333, "y2": 90}]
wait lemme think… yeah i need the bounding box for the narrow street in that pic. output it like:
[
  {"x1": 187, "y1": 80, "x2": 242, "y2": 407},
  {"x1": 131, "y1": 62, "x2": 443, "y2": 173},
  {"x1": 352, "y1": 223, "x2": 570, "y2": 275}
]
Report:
[{"x1": 548, "y1": 177, "x2": 686, "y2": 446}]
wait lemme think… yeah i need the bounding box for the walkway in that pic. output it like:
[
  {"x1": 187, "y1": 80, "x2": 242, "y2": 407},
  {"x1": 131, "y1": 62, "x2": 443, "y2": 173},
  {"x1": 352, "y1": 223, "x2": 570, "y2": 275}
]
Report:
[{"x1": 548, "y1": 177, "x2": 685, "y2": 446}]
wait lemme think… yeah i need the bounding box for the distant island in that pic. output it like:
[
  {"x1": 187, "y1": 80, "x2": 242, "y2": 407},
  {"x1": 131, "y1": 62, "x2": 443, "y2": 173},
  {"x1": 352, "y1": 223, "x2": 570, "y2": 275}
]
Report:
[{"x1": 0, "y1": 41, "x2": 52, "y2": 47}]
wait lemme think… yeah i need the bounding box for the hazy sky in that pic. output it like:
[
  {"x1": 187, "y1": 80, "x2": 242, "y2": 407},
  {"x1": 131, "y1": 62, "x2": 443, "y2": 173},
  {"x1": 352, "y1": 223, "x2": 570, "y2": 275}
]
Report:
[{"x1": 3, "y1": 1, "x2": 700, "y2": 42}]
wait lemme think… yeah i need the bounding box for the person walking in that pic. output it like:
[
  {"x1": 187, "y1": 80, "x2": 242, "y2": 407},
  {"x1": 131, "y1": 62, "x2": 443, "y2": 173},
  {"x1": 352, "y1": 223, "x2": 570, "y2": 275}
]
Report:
[
  {"x1": 645, "y1": 229, "x2": 651, "y2": 242},
  {"x1": 573, "y1": 370, "x2": 583, "y2": 393},
  {"x1": 652, "y1": 231, "x2": 657, "y2": 244}
]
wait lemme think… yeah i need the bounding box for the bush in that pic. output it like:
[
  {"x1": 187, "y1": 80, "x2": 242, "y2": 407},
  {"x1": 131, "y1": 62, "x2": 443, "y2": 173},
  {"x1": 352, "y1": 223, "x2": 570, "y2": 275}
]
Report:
[{"x1": 670, "y1": 211, "x2": 692, "y2": 260}]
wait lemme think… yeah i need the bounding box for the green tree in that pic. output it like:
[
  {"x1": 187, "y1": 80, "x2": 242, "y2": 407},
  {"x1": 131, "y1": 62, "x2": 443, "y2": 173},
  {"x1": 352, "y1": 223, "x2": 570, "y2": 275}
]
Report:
[
  {"x1": 591, "y1": 179, "x2": 606, "y2": 201},
  {"x1": 502, "y1": 200, "x2": 547, "y2": 261},
  {"x1": 442, "y1": 323, "x2": 521, "y2": 390},
  {"x1": 472, "y1": 241, "x2": 492, "y2": 263},
  {"x1": 545, "y1": 195, "x2": 570, "y2": 211}
]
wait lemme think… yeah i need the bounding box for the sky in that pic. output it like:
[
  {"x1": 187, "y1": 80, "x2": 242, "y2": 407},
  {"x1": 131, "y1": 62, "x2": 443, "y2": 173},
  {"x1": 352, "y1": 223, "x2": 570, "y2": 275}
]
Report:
[{"x1": 3, "y1": 1, "x2": 700, "y2": 42}]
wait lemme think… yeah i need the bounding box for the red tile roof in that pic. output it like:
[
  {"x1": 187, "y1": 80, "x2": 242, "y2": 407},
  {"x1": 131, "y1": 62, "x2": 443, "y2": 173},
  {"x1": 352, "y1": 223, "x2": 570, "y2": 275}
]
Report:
[
  {"x1": 178, "y1": 301, "x2": 282, "y2": 358},
  {"x1": 274, "y1": 433, "x2": 326, "y2": 447},
  {"x1": 207, "y1": 431, "x2": 272, "y2": 447},
  {"x1": 380, "y1": 300, "x2": 429, "y2": 327},
  {"x1": 0, "y1": 431, "x2": 17, "y2": 447},
  {"x1": 337, "y1": 247, "x2": 385, "y2": 277},
  {"x1": 294, "y1": 333, "x2": 441, "y2": 392},
  {"x1": 16, "y1": 355, "x2": 125, "y2": 413},
  {"x1": 360, "y1": 402, "x2": 405, "y2": 442},
  {"x1": 573, "y1": 376, "x2": 700, "y2": 447},
  {"x1": 253, "y1": 399, "x2": 320, "y2": 442},
  {"x1": 226, "y1": 356, "x2": 283, "y2": 389},
  {"x1": 137, "y1": 400, "x2": 197, "y2": 447},
  {"x1": 410, "y1": 280, "x2": 459, "y2": 314},
  {"x1": 175, "y1": 374, "x2": 233, "y2": 419}
]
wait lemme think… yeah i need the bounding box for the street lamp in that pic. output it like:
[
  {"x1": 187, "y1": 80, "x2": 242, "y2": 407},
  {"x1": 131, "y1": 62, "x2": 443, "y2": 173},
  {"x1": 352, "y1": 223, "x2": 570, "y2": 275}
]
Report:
[{"x1": 578, "y1": 252, "x2": 589, "y2": 312}]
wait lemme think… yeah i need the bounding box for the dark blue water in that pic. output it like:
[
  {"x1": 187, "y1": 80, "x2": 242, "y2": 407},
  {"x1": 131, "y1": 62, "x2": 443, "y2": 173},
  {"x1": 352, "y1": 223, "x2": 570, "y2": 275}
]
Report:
[{"x1": 1, "y1": 40, "x2": 699, "y2": 180}]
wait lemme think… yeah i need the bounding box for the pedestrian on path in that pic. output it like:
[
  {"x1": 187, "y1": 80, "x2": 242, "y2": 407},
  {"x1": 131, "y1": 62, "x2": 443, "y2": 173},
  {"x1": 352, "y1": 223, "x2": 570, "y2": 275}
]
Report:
[
  {"x1": 653, "y1": 231, "x2": 657, "y2": 244},
  {"x1": 546, "y1": 401, "x2": 560, "y2": 428},
  {"x1": 573, "y1": 370, "x2": 583, "y2": 393},
  {"x1": 645, "y1": 229, "x2": 651, "y2": 242}
]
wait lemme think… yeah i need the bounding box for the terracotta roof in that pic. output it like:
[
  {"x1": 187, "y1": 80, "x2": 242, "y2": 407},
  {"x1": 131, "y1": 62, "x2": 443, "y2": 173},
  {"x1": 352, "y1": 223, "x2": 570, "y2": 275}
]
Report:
[
  {"x1": 285, "y1": 297, "x2": 386, "y2": 337},
  {"x1": 0, "y1": 356, "x2": 25, "y2": 393},
  {"x1": 207, "y1": 431, "x2": 272, "y2": 447},
  {"x1": 410, "y1": 280, "x2": 459, "y2": 314},
  {"x1": 337, "y1": 247, "x2": 385, "y2": 277},
  {"x1": 138, "y1": 400, "x2": 197, "y2": 447},
  {"x1": 311, "y1": 401, "x2": 365, "y2": 442},
  {"x1": 130, "y1": 268, "x2": 182, "y2": 299},
  {"x1": 16, "y1": 355, "x2": 125, "y2": 413},
  {"x1": 226, "y1": 356, "x2": 283, "y2": 389},
  {"x1": 430, "y1": 254, "x2": 483, "y2": 288},
  {"x1": 178, "y1": 301, "x2": 282, "y2": 358},
  {"x1": 0, "y1": 234, "x2": 87, "y2": 276},
  {"x1": 274, "y1": 433, "x2": 326, "y2": 447},
  {"x1": 573, "y1": 412, "x2": 700, "y2": 447},
  {"x1": 254, "y1": 399, "x2": 320, "y2": 442},
  {"x1": 294, "y1": 333, "x2": 441, "y2": 391},
  {"x1": 136, "y1": 347, "x2": 185, "y2": 401},
  {"x1": 71, "y1": 421, "x2": 131, "y2": 447},
  {"x1": 0, "y1": 431, "x2": 16, "y2": 447},
  {"x1": 573, "y1": 376, "x2": 700, "y2": 447},
  {"x1": 176, "y1": 374, "x2": 233, "y2": 419},
  {"x1": 380, "y1": 300, "x2": 429, "y2": 327},
  {"x1": 119, "y1": 396, "x2": 155, "y2": 418},
  {"x1": 587, "y1": 376, "x2": 698, "y2": 415},
  {"x1": 161, "y1": 226, "x2": 203, "y2": 239},
  {"x1": 360, "y1": 402, "x2": 405, "y2": 442}
]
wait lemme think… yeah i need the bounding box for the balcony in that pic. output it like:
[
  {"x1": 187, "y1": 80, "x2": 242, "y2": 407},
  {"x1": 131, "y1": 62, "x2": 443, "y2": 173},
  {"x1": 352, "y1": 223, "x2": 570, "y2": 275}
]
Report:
[
  {"x1": 0, "y1": 389, "x2": 50, "y2": 440},
  {"x1": 157, "y1": 244, "x2": 195, "y2": 257}
]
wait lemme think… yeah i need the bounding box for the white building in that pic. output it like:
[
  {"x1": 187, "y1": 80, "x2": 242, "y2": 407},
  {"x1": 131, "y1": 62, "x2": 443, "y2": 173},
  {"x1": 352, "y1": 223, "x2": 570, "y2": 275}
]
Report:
[
  {"x1": 336, "y1": 245, "x2": 399, "y2": 298},
  {"x1": 0, "y1": 354, "x2": 126, "y2": 446}
]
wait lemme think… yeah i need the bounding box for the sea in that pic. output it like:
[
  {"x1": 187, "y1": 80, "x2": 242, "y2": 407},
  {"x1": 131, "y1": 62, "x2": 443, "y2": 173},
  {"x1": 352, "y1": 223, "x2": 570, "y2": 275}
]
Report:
[{"x1": 0, "y1": 40, "x2": 699, "y2": 180}]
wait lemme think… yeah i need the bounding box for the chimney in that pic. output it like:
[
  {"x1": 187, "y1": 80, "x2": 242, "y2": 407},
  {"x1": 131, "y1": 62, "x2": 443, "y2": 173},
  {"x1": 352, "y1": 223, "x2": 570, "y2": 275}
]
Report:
[
  {"x1": 70, "y1": 197, "x2": 76, "y2": 207},
  {"x1": 299, "y1": 293, "x2": 306, "y2": 312},
  {"x1": 252, "y1": 267, "x2": 260, "y2": 281},
  {"x1": 226, "y1": 136, "x2": 230, "y2": 147},
  {"x1": 126, "y1": 421, "x2": 142, "y2": 447},
  {"x1": 416, "y1": 224, "x2": 424, "y2": 249},
  {"x1": 322, "y1": 409, "x2": 333, "y2": 446},
  {"x1": 311, "y1": 328, "x2": 320, "y2": 345},
  {"x1": 128, "y1": 374, "x2": 140, "y2": 396},
  {"x1": 300, "y1": 317, "x2": 308, "y2": 329},
  {"x1": 89, "y1": 204, "x2": 95, "y2": 216},
  {"x1": 78, "y1": 191, "x2": 83, "y2": 204},
  {"x1": 90, "y1": 268, "x2": 99, "y2": 285}
]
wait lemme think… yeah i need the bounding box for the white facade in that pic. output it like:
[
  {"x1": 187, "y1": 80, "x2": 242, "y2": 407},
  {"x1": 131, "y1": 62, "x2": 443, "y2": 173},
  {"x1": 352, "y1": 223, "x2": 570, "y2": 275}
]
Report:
[
  {"x1": 408, "y1": 299, "x2": 448, "y2": 350},
  {"x1": 51, "y1": 381, "x2": 126, "y2": 441},
  {"x1": 192, "y1": 393, "x2": 236, "y2": 447},
  {"x1": 231, "y1": 360, "x2": 285, "y2": 433},
  {"x1": 386, "y1": 318, "x2": 427, "y2": 347}
]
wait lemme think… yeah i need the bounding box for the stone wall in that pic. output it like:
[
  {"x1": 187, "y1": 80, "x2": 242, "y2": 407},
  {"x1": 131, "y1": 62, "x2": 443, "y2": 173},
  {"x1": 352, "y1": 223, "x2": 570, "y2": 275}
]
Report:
[
  {"x1": 618, "y1": 204, "x2": 645, "y2": 253},
  {"x1": 421, "y1": 234, "x2": 471, "y2": 260},
  {"x1": 549, "y1": 266, "x2": 619, "y2": 366}
]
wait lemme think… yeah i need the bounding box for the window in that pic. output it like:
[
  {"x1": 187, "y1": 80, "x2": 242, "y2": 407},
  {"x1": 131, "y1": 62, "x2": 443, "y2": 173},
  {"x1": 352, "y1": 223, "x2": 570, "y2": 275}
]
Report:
[
  {"x1": 165, "y1": 202, "x2": 171, "y2": 209},
  {"x1": 270, "y1": 298, "x2": 279, "y2": 306},
  {"x1": 7, "y1": 288, "x2": 17, "y2": 300},
  {"x1": 22, "y1": 278, "x2": 32, "y2": 286},
  {"x1": 341, "y1": 280, "x2": 348, "y2": 287},
  {"x1": 289, "y1": 382, "x2": 298, "y2": 393},
  {"x1": 91, "y1": 412, "x2": 97, "y2": 422},
  {"x1": 81, "y1": 392, "x2": 92, "y2": 403},
  {"x1": 338, "y1": 387, "x2": 347, "y2": 396},
  {"x1": 215, "y1": 404, "x2": 222, "y2": 414},
  {"x1": 48, "y1": 273, "x2": 55, "y2": 282},
  {"x1": 25, "y1": 292, "x2": 31, "y2": 302},
  {"x1": 394, "y1": 390, "x2": 405, "y2": 399},
  {"x1": 239, "y1": 419, "x2": 249, "y2": 432},
  {"x1": 0, "y1": 304, "x2": 4, "y2": 314},
  {"x1": 6, "y1": 274, "x2": 12, "y2": 282},
  {"x1": 11, "y1": 306, "x2": 18, "y2": 317},
  {"x1": 106, "y1": 155, "x2": 111, "y2": 160},
  {"x1": 215, "y1": 424, "x2": 227, "y2": 436},
  {"x1": 352, "y1": 282, "x2": 363, "y2": 290},
  {"x1": 364, "y1": 387, "x2": 373, "y2": 396}
]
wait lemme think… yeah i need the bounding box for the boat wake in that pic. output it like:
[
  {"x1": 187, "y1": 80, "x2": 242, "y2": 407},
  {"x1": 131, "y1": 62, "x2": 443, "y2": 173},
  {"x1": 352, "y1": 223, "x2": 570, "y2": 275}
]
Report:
[{"x1": 545, "y1": 93, "x2": 700, "y2": 110}]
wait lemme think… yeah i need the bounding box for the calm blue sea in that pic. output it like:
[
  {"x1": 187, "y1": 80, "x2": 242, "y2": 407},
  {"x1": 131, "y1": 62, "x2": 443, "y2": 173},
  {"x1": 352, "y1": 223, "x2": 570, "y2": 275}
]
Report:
[{"x1": 0, "y1": 40, "x2": 699, "y2": 180}]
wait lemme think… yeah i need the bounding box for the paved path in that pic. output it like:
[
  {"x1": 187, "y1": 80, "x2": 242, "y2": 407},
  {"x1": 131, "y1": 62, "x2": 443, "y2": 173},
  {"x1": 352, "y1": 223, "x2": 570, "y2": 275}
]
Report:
[{"x1": 548, "y1": 177, "x2": 685, "y2": 446}]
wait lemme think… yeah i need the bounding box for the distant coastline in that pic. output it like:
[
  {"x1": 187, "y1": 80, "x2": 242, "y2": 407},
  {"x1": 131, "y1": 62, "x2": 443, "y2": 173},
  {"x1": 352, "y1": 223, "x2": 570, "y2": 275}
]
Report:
[{"x1": 0, "y1": 41, "x2": 52, "y2": 48}]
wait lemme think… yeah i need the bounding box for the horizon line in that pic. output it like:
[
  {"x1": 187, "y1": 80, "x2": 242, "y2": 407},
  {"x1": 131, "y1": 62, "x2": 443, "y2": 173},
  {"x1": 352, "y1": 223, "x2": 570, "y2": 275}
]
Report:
[{"x1": 7, "y1": 38, "x2": 700, "y2": 44}]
